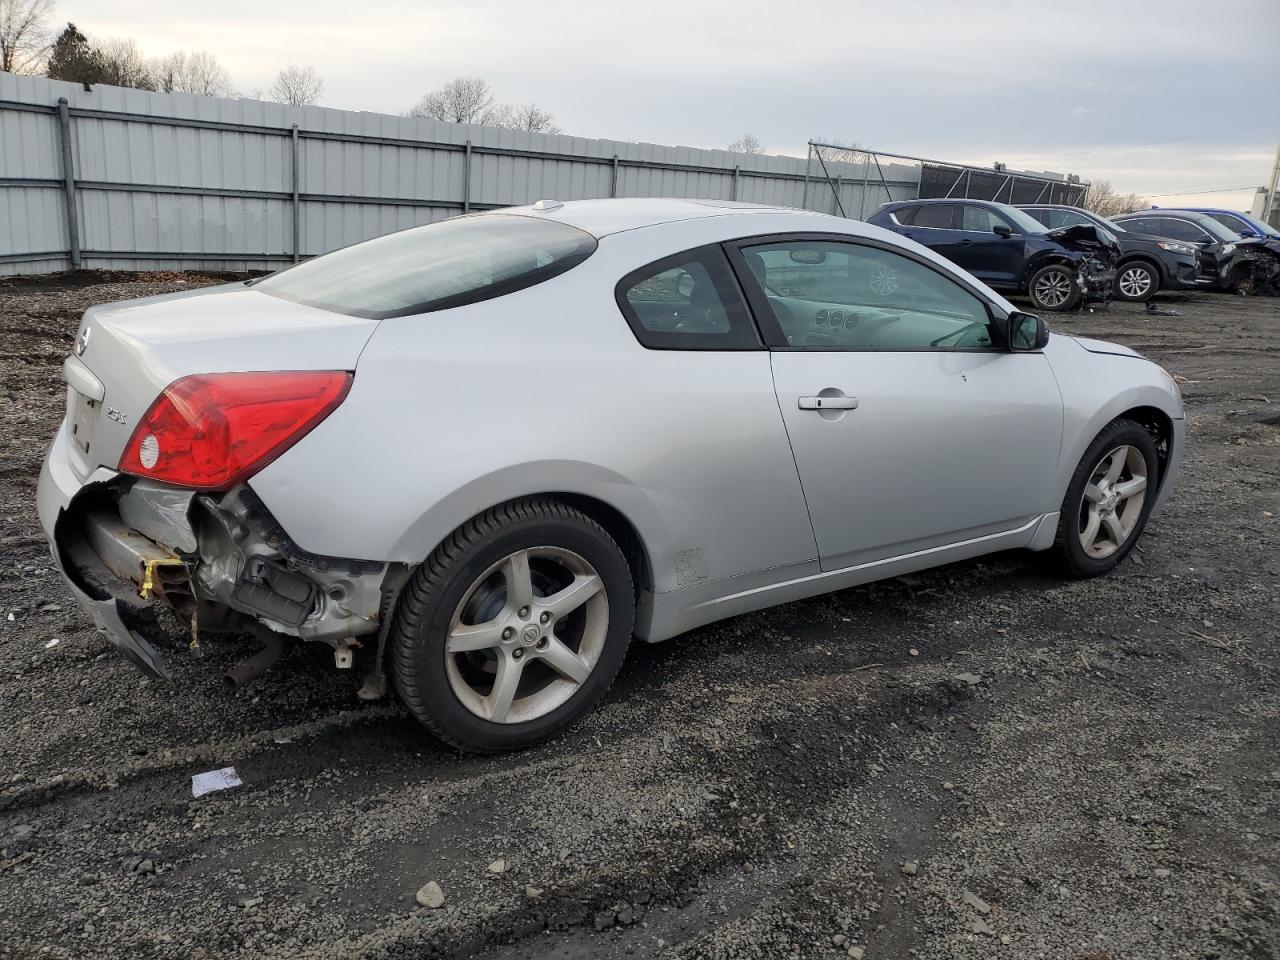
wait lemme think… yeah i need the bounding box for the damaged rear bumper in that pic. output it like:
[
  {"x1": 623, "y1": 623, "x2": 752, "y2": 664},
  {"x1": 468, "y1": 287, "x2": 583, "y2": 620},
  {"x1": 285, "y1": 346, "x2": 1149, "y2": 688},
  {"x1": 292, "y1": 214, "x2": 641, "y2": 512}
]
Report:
[
  {"x1": 38, "y1": 426, "x2": 179, "y2": 679},
  {"x1": 37, "y1": 423, "x2": 399, "y2": 681}
]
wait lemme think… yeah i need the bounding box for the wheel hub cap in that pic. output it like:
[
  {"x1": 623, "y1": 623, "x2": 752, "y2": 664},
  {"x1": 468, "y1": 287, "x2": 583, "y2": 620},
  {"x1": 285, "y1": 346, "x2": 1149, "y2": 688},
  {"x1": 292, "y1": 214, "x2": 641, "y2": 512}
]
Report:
[
  {"x1": 444, "y1": 546, "x2": 609, "y2": 724},
  {"x1": 1077, "y1": 444, "x2": 1149, "y2": 559}
]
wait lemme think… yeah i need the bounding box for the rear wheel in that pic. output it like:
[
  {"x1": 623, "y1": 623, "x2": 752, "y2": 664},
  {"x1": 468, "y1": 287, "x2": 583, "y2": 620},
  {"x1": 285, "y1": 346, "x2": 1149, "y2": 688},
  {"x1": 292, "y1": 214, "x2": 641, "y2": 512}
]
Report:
[
  {"x1": 1049, "y1": 419, "x2": 1159, "y2": 577},
  {"x1": 1114, "y1": 261, "x2": 1159, "y2": 301},
  {"x1": 1028, "y1": 264, "x2": 1082, "y2": 311},
  {"x1": 390, "y1": 499, "x2": 634, "y2": 753}
]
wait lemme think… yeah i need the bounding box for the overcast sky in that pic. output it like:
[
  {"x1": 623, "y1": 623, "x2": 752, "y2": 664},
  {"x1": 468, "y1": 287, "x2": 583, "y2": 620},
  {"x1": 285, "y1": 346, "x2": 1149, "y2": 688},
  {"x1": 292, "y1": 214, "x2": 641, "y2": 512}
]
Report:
[{"x1": 62, "y1": 0, "x2": 1279, "y2": 212}]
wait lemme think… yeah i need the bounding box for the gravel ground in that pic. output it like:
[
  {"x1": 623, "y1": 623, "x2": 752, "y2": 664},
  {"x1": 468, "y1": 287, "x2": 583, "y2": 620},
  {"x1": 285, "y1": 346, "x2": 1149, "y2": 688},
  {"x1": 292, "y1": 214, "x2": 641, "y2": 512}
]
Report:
[{"x1": 0, "y1": 273, "x2": 1276, "y2": 960}]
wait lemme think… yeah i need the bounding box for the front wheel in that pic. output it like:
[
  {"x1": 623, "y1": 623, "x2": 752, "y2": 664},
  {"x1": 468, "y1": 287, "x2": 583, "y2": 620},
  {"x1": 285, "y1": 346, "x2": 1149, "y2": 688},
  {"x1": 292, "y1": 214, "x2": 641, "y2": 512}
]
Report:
[
  {"x1": 1028, "y1": 264, "x2": 1082, "y2": 311},
  {"x1": 1049, "y1": 419, "x2": 1159, "y2": 577},
  {"x1": 390, "y1": 499, "x2": 634, "y2": 753},
  {"x1": 1114, "y1": 261, "x2": 1160, "y2": 302}
]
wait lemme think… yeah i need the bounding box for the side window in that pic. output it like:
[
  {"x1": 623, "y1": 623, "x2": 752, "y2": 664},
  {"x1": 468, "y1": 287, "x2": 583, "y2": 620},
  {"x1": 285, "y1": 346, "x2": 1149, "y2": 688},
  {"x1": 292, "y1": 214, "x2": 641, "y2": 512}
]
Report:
[
  {"x1": 961, "y1": 205, "x2": 1005, "y2": 233},
  {"x1": 912, "y1": 204, "x2": 957, "y2": 229},
  {"x1": 616, "y1": 246, "x2": 759, "y2": 350},
  {"x1": 1117, "y1": 217, "x2": 1148, "y2": 233},
  {"x1": 1023, "y1": 208, "x2": 1053, "y2": 228},
  {"x1": 1208, "y1": 213, "x2": 1250, "y2": 234},
  {"x1": 1152, "y1": 219, "x2": 1209, "y2": 243},
  {"x1": 739, "y1": 239, "x2": 996, "y2": 351},
  {"x1": 1056, "y1": 210, "x2": 1093, "y2": 228},
  {"x1": 891, "y1": 205, "x2": 918, "y2": 225}
]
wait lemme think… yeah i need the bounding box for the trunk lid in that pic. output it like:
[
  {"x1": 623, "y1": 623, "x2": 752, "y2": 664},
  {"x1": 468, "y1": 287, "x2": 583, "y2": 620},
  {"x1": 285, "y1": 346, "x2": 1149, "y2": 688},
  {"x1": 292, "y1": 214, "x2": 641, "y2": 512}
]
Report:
[{"x1": 63, "y1": 284, "x2": 377, "y2": 482}]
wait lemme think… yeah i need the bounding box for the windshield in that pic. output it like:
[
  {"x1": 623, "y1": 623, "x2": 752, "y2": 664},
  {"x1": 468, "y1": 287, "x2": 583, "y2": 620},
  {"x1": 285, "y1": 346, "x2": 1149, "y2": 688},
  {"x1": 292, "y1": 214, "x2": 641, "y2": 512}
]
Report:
[
  {"x1": 1194, "y1": 217, "x2": 1245, "y2": 243},
  {"x1": 254, "y1": 214, "x2": 597, "y2": 319},
  {"x1": 997, "y1": 205, "x2": 1053, "y2": 235}
]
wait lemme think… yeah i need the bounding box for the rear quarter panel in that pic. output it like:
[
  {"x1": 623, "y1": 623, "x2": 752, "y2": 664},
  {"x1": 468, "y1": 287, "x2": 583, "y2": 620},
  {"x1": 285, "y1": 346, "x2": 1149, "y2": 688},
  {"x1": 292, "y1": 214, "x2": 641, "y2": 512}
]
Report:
[{"x1": 249, "y1": 214, "x2": 833, "y2": 594}]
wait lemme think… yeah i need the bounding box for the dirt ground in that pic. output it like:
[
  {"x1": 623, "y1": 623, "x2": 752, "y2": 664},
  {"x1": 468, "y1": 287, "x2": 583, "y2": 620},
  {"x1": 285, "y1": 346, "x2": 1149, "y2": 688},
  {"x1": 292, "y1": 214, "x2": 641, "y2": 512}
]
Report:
[{"x1": 0, "y1": 273, "x2": 1276, "y2": 960}]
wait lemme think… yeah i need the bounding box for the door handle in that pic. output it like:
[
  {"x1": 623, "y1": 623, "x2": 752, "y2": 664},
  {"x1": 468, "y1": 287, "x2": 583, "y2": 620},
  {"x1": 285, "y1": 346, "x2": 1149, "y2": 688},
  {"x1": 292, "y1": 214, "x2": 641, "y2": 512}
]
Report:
[
  {"x1": 958, "y1": 239, "x2": 973, "y2": 245},
  {"x1": 798, "y1": 395, "x2": 858, "y2": 411}
]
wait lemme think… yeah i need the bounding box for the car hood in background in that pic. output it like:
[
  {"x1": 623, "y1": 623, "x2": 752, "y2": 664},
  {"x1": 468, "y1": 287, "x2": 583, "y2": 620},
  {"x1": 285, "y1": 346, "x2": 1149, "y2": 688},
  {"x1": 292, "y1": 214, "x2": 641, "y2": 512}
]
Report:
[{"x1": 1066, "y1": 335, "x2": 1143, "y2": 359}]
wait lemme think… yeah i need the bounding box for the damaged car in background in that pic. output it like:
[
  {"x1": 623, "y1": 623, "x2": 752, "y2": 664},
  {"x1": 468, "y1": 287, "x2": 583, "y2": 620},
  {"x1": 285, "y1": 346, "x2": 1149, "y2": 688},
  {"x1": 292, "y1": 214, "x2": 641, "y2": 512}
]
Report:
[
  {"x1": 39, "y1": 199, "x2": 1184, "y2": 753},
  {"x1": 1112, "y1": 210, "x2": 1280, "y2": 297},
  {"x1": 1018, "y1": 203, "x2": 1207, "y2": 302},
  {"x1": 867, "y1": 198, "x2": 1120, "y2": 311}
]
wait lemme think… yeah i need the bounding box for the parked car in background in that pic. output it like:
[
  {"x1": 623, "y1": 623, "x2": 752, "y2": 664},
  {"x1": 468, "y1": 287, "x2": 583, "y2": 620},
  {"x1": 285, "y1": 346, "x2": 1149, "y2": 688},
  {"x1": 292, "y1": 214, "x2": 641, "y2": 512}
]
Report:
[
  {"x1": 38, "y1": 199, "x2": 1184, "y2": 753},
  {"x1": 868, "y1": 199, "x2": 1120, "y2": 311},
  {"x1": 1111, "y1": 210, "x2": 1280, "y2": 296},
  {"x1": 1164, "y1": 207, "x2": 1280, "y2": 242},
  {"x1": 1019, "y1": 204, "x2": 1204, "y2": 302}
]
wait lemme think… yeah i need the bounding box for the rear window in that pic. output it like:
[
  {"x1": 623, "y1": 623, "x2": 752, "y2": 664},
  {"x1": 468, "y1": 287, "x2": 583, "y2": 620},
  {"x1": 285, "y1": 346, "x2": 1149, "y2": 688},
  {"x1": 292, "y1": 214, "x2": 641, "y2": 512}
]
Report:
[{"x1": 254, "y1": 214, "x2": 597, "y2": 319}]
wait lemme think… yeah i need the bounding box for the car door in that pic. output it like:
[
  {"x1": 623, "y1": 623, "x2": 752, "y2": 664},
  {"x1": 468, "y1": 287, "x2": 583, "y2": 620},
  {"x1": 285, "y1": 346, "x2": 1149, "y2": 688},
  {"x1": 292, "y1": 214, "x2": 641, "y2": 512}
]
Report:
[
  {"x1": 728, "y1": 235, "x2": 1064, "y2": 571},
  {"x1": 898, "y1": 203, "x2": 966, "y2": 263},
  {"x1": 954, "y1": 205, "x2": 1022, "y2": 285}
]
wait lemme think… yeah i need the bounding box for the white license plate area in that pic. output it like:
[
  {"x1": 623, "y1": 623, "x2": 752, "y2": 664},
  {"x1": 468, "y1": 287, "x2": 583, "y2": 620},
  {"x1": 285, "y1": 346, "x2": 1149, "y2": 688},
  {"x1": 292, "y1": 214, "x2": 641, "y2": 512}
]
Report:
[{"x1": 69, "y1": 388, "x2": 97, "y2": 456}]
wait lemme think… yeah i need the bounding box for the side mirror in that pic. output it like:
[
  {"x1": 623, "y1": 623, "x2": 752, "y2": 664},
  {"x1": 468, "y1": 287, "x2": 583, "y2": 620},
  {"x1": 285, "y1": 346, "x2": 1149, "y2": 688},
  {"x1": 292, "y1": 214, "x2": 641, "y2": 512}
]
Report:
[
  {"x1": 1008, "y1": 311, "x2": 1048, "y2": 350},
  {"x1": 676, "y1": 271, "x2": 694, "y2": 299},
  {"x1": 1239, "y1": 228, "x2": 1259, "y2": 238},
  {"x1": 993, "y1": 223, "x2": 1014, "y2": 239}
]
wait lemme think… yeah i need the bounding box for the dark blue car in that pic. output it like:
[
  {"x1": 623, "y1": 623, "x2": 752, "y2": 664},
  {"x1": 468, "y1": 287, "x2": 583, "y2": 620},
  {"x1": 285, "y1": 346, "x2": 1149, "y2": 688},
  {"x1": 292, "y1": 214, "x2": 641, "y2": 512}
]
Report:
[
  {"x1": 868, "y1": 199, "x2": 1120, "y2": 311},
  {"x1": 1167, "y1": 207, "x2": 1280, "y2": 241}
]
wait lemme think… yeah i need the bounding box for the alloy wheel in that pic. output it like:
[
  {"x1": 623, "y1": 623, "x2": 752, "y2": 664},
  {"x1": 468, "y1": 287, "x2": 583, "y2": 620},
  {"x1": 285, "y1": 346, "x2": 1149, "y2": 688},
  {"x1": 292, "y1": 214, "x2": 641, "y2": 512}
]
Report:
[
  {"x1": 1033, "y1": 269, "x2": 1073, "y2": 308},
  {"x1": 444, "y1": 546, "x2": 608, "y2": 724},
  {"x1": 1118, "y1": 266, "x2": 1153, "y2": 298},
  {"x1": 1078, "y1": 444, "x2": 1148, "y2": 559}
]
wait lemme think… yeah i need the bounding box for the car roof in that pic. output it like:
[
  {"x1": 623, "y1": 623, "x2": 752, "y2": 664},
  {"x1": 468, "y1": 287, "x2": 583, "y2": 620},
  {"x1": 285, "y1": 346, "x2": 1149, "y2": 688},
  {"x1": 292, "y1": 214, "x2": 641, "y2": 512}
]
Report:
[
  {"x1": 1154, "y1": 207, "x2": 1263, "y2": 223},
  {"x1": 898, "y1": 198, "x2": 1007, "y2": 208},
  {"x1": 1115, "y1": 210, "x2": 1224, "y2": 226},
  {"x1": 494, "y1": 198, "x2": 808, "y2": 238}
]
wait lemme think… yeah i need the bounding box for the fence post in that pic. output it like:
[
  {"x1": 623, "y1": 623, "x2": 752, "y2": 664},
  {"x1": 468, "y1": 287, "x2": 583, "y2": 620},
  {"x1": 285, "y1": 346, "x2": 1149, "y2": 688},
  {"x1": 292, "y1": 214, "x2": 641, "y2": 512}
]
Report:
[
  {"x1": 857, "y1": 157, "x2": 871, "y2": 220},
  {"x1": 56, "y1": 98, "x2": 81, "y2": 270},
  {"x1": 611, "y1": 154, "x2": 619, "y2": 197},
  {"x1": 291, "y1": 124, "x2": 300, "y2": 263},
  {"x1": 801, "y1": 143, "x2": 812, "y2": 209},
  {"x1": 732, "y1": 165, "x2": 740, "y2": 201},
  {"x1": 463, "y1": 140, "x2": 472, "y2": 212}
]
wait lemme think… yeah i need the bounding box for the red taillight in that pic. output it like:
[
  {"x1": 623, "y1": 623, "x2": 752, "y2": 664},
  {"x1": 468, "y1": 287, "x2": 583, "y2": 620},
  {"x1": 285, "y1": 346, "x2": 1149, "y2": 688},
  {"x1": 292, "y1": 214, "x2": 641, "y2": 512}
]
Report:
[{"x1": 118, "y1": 371, "x2": 352, "y2": 490}]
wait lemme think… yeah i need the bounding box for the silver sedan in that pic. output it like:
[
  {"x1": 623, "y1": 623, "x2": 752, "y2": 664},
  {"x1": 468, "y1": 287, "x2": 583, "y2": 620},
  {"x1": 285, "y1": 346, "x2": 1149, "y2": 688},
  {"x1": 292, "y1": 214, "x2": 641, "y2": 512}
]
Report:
[{"x1": 37, "y1": 199, "x2": 1185, "y2": 752}]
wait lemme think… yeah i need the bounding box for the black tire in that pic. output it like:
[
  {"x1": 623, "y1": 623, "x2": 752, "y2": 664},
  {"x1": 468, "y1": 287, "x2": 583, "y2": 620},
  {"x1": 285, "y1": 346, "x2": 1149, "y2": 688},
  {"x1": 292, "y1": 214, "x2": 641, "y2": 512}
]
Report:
[
  {"x1": 1048, "y1": 419, "x2": 1160, "y2": 578},
  {"x1": 1229, "y1": 265, "x2": 1257, "y2": 297},
  {"x1": 1027, "y1": 263, "x2": 1082, "y2": 311},
  {"x1": 1113, "y1": 260, "x2": 1160, "y2": 302},
  {"x1": 390, "y1": 498, "x2": 634, "y2": 753}
]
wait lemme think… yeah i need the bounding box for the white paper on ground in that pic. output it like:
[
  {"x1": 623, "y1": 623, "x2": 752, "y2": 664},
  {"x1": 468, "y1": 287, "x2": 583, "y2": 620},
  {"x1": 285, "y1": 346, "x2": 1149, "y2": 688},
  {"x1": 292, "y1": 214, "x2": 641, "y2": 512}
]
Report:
[{"x1": 191, "y1": 767, "x2": 242, "y2": 798}]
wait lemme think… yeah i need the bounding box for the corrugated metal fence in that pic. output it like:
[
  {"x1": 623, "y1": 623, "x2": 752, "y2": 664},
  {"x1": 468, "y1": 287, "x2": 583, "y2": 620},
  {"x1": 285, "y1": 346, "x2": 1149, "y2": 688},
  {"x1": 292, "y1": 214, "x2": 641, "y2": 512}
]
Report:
[{"x1": 0, "y1": 73, "x2": 1076, "y2": 276}]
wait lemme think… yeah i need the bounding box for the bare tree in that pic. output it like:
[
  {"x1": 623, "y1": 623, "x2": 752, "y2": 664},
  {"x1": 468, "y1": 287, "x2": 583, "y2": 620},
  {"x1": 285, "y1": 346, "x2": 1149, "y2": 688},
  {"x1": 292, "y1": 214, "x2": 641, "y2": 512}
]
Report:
[
  {"x1": 409, "y1": 76, "x2": 560, "y2": 133},
  {"x1": 812, "y1": 137, "x2": 864, "y2": 166},
  {"x1": 504, "y1": 102, "x2": 560, "y2": 134},
  {"x1": 1081, "y1": 179, "x2": 1147, "y2": 218},
  {"x1": 409, "y1": 75, "x2": 494, "y2": 124},
  {"x1": 151, "y1": 50, "x2": 234, "y2": 97},
  {"x1": 0, "y1": 0, "x2": 53, "y2": 74},
  {"x1": 269, "y1": 64, "x2": 322, "y2": 106},
  {"x1": 727, "y1": 133, "x2": 762, "y2": 155},
  {"x1": 96, "y1": 37, "x2": 154, "y2": 89}
]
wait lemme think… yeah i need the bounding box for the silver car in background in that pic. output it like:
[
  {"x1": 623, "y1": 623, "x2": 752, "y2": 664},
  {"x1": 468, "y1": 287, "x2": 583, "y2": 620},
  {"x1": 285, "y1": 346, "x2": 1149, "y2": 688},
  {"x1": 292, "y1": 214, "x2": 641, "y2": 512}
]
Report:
[{"x1": 37, "y1": 199, "x2": 1185, "y2": 752}]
